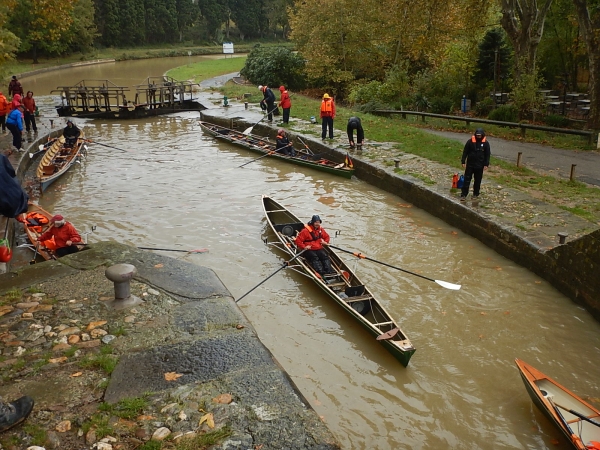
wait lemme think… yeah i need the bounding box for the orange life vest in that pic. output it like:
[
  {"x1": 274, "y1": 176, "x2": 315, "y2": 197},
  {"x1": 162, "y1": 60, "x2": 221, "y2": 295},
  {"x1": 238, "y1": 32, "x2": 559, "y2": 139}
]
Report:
[
  {"x1": 321, "y1": 99, "x2": 333, "y2": 115},
  {"x1": 471, "y1": 135, "x2": 487, "y2": 143},
  {"x1": 24, "y1": 212, "x2": 49, "y2": 233}
]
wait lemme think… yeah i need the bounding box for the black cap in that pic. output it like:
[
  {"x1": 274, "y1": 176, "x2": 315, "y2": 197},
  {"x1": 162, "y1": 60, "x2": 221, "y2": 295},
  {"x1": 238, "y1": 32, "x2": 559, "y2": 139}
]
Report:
[
  {"x1": 475, "y1": 128, "x2": 485, "y2": 136},
  {"x1": 310, "y1": 215, "x2": 321, "y2": 224}
]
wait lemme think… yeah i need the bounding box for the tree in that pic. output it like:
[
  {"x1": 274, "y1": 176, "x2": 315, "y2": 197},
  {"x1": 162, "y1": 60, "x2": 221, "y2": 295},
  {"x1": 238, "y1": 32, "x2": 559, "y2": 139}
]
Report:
[
  {"x1": 571, "y1": 0, "x2": 600, "y2": 129},
  {"x1": 9, "y1": 0, "x2": 76, "y2": 63},
  {"x1": 500, "y1": 0, "x2": 554, "y2": 78},
  {"x1": 230, "y1": 0, "x2": 266, "y2": 39},
  {"x1": 240, "y1": 45, "x2": 306, "y2": 90},
  {"x1": 62, "y1": 0, "x2": 98, "y2": 53},
  {"x1": 474, "y1": 29, "x2": 512, "y2": 90},
  {"x1": 176, "y1": 0, "x2": 199, "y2": 42},
  {"x1": 0, "y1": 0, "x2": 20, "y2": 72},
  {"x1": 197, "y1": 0, "x2": 230, "y2": 40}
]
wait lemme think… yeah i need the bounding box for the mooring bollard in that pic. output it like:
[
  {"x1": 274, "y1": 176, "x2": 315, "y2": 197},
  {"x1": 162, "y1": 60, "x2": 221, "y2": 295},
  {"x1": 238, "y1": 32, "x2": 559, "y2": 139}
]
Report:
[
  {"x1": 557, "y1": 232, "x2": 568, "y2": 244},
  {"x1": 50, "y1": 119, "x2": 54, "y2": 128},
  {"x1": 394, "y1": 159, "x2": 400, "y2": 168},
  {"x1": 104, "y1": 264, "x2": 142, "y2": 310},
  {"x1": 570, "y1": 164, "x2": 577, "y2": 181},
  {"x1": 244, "y1": 102, "x2": 248, "y2": 110},
  {"x1": 517, "y1": 152, "x2": 523, "y2": 167}
]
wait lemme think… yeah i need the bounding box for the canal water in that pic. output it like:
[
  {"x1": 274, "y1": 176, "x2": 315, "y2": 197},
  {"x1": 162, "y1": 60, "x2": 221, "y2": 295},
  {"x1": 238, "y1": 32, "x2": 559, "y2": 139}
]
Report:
[{"x1": 20, "y1": 62, "x2": 600, "y2": 450}]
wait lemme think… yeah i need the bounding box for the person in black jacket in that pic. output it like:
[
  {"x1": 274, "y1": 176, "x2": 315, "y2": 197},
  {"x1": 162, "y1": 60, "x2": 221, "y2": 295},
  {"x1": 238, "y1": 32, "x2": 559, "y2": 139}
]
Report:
[
  {"x1": 347, "y1": 116, "x2": 364, "y2": 148},
  {"x1": 258, "y1": 85, "x2": 276, "y2": 122},
  {"x1": 63, "y1": 119, "x2": 81, "y2": 147},
  {"x1": 460, "y1": 128, "x2": 491, "y2": 200},
  {"x1": 0, "y1": 153, "x2": 29, "y2": 218},
  {"x1": 275, "y1": 129, "x2": 295, "y2": 156}
]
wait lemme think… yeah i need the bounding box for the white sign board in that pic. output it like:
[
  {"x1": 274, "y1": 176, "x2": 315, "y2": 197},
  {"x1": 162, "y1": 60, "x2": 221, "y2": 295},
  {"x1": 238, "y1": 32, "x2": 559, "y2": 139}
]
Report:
[{"x1": 223, "y1": 43, "x2": 234, "y2": 54}]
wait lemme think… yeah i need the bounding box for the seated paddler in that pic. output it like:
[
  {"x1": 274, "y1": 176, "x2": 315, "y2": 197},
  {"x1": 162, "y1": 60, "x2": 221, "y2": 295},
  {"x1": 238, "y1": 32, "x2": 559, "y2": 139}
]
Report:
[
  {"x1": 38, "y1": 214, "x2": 82, "y2": 257},
  {"x1": 275, "y1": 129, "x2": 295, "y2": 156},
  {"x1": 295, "y1": 215, "x2": 334, "y2": 276},
  {"x1": 63, "y1": 119, "x2": 81, "y2": 147}
]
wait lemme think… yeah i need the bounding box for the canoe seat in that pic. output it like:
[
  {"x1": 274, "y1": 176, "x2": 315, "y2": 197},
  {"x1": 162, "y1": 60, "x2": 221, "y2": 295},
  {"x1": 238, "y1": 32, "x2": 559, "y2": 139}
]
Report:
[
  {"x1": 42, "y1": 165, "x2": 56, "y2": 176},
  {"x1": 373, "y1": 321, "x2": 394, "y2": 327},
  {"x1": 275, "y1": 222, "x2": 305, "y2": 237},
  {"x1": 346, "y1": 295, "x2": 373, "y2": 303}
]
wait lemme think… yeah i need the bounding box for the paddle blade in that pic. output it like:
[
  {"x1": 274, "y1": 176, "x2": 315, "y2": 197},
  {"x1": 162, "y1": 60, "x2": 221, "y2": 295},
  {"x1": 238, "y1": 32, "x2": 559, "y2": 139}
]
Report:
[
  {"x1": 242, "y1": 127, "x2": 253, "y2": 135},
  {"x1": 435, "y1": 280, "x2": 461, "y2": 290},
  {"x1": 29, "y1": 153, "x2": 34, "y2": 159},
  {"x1": 376, "y1": 328, "x2": 400, "y2": 341},
  {"x1": 38, "y1": 144, "x2": 44, "y2": 150}
]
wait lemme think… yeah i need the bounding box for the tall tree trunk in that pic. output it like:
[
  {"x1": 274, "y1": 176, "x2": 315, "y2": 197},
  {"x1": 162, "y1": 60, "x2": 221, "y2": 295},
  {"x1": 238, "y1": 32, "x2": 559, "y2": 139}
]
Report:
[
  {"x1": 32, "y1": 42, "x2": 39, "y2": 64},
  {"x1": 572, "y1": 0, "x2": 600, "y2": 130},
  {"x1": 500, "y1": 0, "x2": 553, "y2": 78}
]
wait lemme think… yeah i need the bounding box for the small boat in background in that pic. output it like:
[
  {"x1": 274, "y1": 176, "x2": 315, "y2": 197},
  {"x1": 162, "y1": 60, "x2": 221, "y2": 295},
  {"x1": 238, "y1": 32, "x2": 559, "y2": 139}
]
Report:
[
  {"x1": 199, "y1": 121, "x2": 355, "y2": 179},
  {"x1": 36, "y1": 135, "x2": 87, "y2": 192},
  {"x1": 515, "y1": 358, "x2": 600, "y2": 449},
  {"x1": 263, "y1": 195, "x2": 416, "y2": 366}
]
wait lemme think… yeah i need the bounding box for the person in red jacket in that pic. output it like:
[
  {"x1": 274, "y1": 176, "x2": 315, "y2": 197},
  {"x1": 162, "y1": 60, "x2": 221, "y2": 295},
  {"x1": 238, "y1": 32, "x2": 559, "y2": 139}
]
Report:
[
  {"x1": 320, "y1": 93, "x2": 336, "y2": 140},
  {"x1": 8, "y1": 76, "x2": 23, "y2": 98},
  {"x1": 295, "y1": 215, "x2": 334, "y2": 276},
  {"x1": 0, "y1": 91, "x2": 8, "y2": 133},
  {"x1": 22, "y1": 91, "x2": 37, "y2": 132},
  {"x1": 278, "y1": 86, "x2": 291, "y2": 124},
  {"x1": 38, "y1": 214, "x2": 82, "y2": 257}
]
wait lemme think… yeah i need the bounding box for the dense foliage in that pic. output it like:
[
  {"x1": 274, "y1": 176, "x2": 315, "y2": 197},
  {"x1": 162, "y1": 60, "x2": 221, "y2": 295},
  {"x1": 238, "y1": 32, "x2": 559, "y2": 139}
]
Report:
[{"x1": 240, "y1": 46, "x2": 306, "y2": 90}]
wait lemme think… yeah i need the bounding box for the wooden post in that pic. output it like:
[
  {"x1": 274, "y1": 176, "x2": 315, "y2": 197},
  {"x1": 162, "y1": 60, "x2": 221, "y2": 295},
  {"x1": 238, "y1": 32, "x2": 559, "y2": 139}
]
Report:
[
  {"x1": 421, "y1": 115, "x2": 425, "y2": 122},
  {"x1": 520, "y1": 126, "x2": 526, "y2": 137},
  {"x1": 517, "y1": 152, "x2": 523, "y2": 167},
  {"x1": 402, "y1": 112, "x2": 406, "y2": 119},
  {"x1": 570, "y1": 164, "x2": 576, "y2": 181}
]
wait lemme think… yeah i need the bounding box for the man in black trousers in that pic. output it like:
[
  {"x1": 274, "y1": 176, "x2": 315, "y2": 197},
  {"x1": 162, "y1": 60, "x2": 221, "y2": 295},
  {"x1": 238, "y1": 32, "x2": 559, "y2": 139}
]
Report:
[{"x1": 460, "y1": 128, "x2": 491, "y2": 200}]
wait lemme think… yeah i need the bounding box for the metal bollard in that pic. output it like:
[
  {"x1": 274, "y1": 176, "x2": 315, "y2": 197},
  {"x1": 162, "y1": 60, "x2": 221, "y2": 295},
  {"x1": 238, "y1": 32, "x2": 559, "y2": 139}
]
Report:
[
  {"x1": 244, "y1": 102, "x2": 248, "y2": 110},
  {"x1": 570, "y1": 164, "x2": 576, "y2": 181},
  {"x1": 104, "y1": 264, "x2": 142, "y2": 310},
  {"x1": 557, "y1": 232, "x2": 568, "y2": 244},
  {"x1": 50, "y1": 119, "x2": 54, "y2": 128},
  {"x1": 394, "y1": 159, "x2": 400, "y2": 168},
  {"x1": 517, "y1": 152, "x2": 522, "y2": 167}
]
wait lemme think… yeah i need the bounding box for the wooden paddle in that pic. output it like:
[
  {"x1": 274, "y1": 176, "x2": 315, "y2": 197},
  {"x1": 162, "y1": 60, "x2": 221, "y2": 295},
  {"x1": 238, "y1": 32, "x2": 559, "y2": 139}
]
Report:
[
  {"x1": 242, "y1": 106, "x2": 279, "y2": 135},
  {"x1": 552, "y1": 400, "x2": 600, "y2": 428},
  {"x1": 138, "y1": 247, "x2": 209, "y2": 253},
  {"x1": 237, "y1": 151, "x2": 275, "y2": 168},
  {"x1": 85, "y1": 139, "x2": 128, "y2": 153},
  {"x1": 236, "y1": 249, "x2": 307, "y2": 303},
  {"x1": 326, "y1": 244, "x2": 461, "y2": 290},
  {"x1": 376, "y1": 328, "x2": 400, "y2": 341}
]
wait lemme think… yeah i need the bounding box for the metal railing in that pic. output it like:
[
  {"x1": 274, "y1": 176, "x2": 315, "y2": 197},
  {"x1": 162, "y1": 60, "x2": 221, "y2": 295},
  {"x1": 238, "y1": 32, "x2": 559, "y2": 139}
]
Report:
[{"x1": 372, "y1": 110, "x2": 596, "y2": 145}]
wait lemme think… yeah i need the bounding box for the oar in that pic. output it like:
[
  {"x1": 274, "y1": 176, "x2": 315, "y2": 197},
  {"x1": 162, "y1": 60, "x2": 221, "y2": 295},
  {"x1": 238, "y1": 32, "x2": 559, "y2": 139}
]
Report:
[
  {"x1": 29, "y1": 138, "x2": 57, "y2": 159},
  {"x1": 242, "y1": 106, "x2": 279, "y2": 135},
  {"x1": 297, "y1": 137, "x2": 315, "y2": 156},
  {"x1": 552, "y1": 401, "x2": 600, "y2": 428},
  {"x1": 236, "y1": 249, "x2": 307, "y2": 303},
  {"x1": 85, "y1": 139, "x2": 128, "y2": 153},
  {"x1": 137, "y1": 246, "x2": 208, "y2": 253},
  {"x1": 29, "y1": 242, "x2": 40, "y2": 265},
  {"x1": 326, "y1": 244, "x2": 461, "y2": 290},
  {"x1": 237, "y1": 151, "x2": 275, "y2": 168}
]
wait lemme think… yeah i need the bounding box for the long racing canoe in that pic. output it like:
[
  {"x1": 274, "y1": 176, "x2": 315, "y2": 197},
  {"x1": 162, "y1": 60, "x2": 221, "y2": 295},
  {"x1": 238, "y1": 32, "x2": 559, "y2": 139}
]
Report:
[
  {"x1": 262, "y1": 195, "x2": 416, "y2": 366},
  {"x1": 515, "y1": 358, "x2": 600, "y2": 449},
  {"x1": 36, "y1": 134, "x2": 87, "y2": 192},
  {"x1": 199, "y1": 121, "x2": 354, "y2": 179}
]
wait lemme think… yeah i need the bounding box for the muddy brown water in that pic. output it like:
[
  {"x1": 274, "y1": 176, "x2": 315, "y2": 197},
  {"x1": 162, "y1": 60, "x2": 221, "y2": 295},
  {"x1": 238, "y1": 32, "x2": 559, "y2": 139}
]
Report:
[{"x1": 19, "y1": 63, "x2": 600, "y2": 449}]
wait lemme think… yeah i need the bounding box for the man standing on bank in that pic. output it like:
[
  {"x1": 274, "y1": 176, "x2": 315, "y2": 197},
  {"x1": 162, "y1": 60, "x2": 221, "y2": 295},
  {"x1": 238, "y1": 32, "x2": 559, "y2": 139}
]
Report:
[
  {"x1": 460, "y1": 128, "x2": 490, "y2": 200},
  {"x1": 258, "y1": 85, "x2": 276, "y2": 122},
  {"x1": 347, "y1": 116, "x2": 364, "y2": 148},
  {"x1": 320, "y1": 93, "x2": 335, "y2": 140},
  {"x1": 278, "y1": 86, "x2": 291, "y2": 124},
  {"x1": 22, "y1": 91, "x2": 37, "y2": 133}
]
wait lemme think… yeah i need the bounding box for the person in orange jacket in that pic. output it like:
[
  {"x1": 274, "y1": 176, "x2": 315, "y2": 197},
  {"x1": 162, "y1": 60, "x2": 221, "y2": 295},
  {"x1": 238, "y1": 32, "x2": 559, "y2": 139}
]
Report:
[
  {"x1": 320, "y1": 93, "x2": 336, "y2": 140},
  {"x1": 38, "y1": 214, "x2": 82, "y2": 257},
  {"x1": 22, "y1": 91, "x2": 37, "y2": 133},
  {"x1": 278, "y1": 86, "x2": 291, "y2": 124},
  {"x1": 295, "y1": 215, "x2": 334, "y2": 276},
  {"x1": 0, "y1": 91, "x2": 8, "y2": 133}
]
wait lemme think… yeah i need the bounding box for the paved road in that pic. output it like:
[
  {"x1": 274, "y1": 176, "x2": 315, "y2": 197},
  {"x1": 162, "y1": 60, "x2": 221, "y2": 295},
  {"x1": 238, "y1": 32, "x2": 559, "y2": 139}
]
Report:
[{"x1": 424, "y1": 129, "x2": 600, "y2": 186}]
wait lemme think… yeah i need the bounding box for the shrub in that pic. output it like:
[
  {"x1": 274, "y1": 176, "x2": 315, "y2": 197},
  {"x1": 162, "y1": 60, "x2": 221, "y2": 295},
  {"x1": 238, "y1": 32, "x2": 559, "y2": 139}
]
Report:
[
  {"x1": 544, "y1": 114, "x2": 569, "y2": 128},
  {"x1": 240, "y1": 46, "x2": 306, "y2": 90},
  {"x1": 430, "y1": 97, "x2": 455, "y2": 114},
  {"x1": 474, "y1": 97, "x2": 494, "y2": 116},
  {"x1": 488, "y1": 104, "x2": 518, "y2": 122}
]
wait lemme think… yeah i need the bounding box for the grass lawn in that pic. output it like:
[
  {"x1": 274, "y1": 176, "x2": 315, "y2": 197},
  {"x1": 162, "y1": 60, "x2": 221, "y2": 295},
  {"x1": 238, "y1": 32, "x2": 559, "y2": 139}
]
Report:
[{"x1": 166, "y1": 56, "x2": 247, "y2": 83}]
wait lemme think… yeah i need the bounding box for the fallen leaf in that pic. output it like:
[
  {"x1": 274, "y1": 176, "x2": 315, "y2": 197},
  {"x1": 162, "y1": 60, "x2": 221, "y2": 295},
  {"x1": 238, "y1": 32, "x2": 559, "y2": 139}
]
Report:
[
  {"x1": 480, "y1": 312, "x2": 487, "y2": 315},
  {"x1": 213, "y1": 393, "x2": 233, "y2": 404},
  {"x1": 164, "y1": 372, "x2": 183, "y2": 381},
  {"x1": 534, "y1": 280, "x2": 541, "y2": 284},
  {"x1": 450, "y1": 231, "x2": 458, "y2": 235},
  {"x1": 199, "y1": 413, "x2": 215, "y2": 428},
  {"x1": 137, "y1": 415, "x2": 155, "y2": 421},
  {"x1": 255, "y1": 445, "x2": 264, "y2": 450},
  {"x1": 441, "y1": 311, "x2": 446, "y2": 315},
  {"x1": 236, "y1": 324, "x2": 244, "y2": 329},
  {"x1": 70, "y1": 372, "x2": 83, "y2": 377},
  {"x1": 550, "y1": 438, "x2": 560, "y2": 445},
  {"x1": 154, "y1": 263, "x2": 164, "y2": 268},
  {"x1": 478, "y1": 334, "x2": 484, "y2": 339},
  {"x1": 314, "y1": 399, "x2": 322, "y2": 406},
  {"x1": 49, "y1": 357, "x2": 68, "y2": 364},
  {"x1": 504, "y1": 311, "x2": 510, "y2": 315},
  {"x1": 87, "y1": 320, "x2": 107, "y2": 331}
]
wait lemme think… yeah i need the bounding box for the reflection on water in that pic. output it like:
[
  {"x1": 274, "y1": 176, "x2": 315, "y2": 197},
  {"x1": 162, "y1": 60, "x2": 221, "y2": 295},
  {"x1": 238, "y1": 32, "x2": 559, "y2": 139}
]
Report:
[{"x1": 37, "y1": 112, "x2": 600, "y2": 449}]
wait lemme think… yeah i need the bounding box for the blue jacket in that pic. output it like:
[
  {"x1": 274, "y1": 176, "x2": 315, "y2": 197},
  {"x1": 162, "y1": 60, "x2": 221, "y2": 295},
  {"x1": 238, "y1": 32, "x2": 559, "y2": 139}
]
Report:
[{"x1": 6, "y1": 109, "x2": 23, "y2": 131}]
